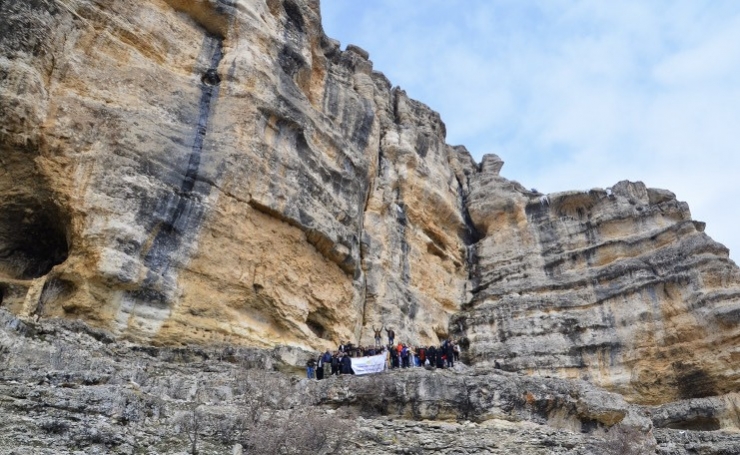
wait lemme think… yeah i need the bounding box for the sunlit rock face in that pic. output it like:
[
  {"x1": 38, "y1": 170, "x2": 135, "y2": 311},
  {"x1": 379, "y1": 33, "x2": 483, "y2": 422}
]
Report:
[
  {"x1": 0, "y1": 0, "x2": 468, "y2": 350},
  {"x1": 3, "y1": 0, "x2": 740, "y2": 407},
  {"x1": 451, "y1": 164, "x2": 740, "y2": 404}
]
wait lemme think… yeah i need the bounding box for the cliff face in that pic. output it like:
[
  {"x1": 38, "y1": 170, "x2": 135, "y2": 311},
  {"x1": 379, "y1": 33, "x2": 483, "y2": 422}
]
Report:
[
  {"x1": 453, "y1": 164, "x2": 740, "y2": 404},
  {"x1": 0, "y1": 0, "x2": 468, "y2": 350},
  {"x1": 2, "y1": 0, "x2": 740, "y2": 408}
]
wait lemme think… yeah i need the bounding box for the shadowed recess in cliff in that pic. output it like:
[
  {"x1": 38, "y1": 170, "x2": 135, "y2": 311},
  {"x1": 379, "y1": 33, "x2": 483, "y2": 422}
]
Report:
[
  {"x1": 0, "y1": 145, "x2": 70, "y2": 281},
  {"x1": 35, "y1": 277, "x2": 76, "y2": 317},
  {"x1": 662, "y1": 416, "x2": 721, "y2": 432},
  {"x1": 163, "y1": 0, "x2": 234, "y2": 38},
  {"x1": 455, "y1": 175, "x2": 483, "y2": 295},
  {"x1": 674, "y1": 362, "x2": 718, "y2": 400},
  {"x1": 0, "y1": 199, "x2": 69, "y2": 280}
]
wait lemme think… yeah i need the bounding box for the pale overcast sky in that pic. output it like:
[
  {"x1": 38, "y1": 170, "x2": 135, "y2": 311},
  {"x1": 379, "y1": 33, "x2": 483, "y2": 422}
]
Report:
[{"x1": 321, "y1": 0, "x2": 740, "y2": 262}]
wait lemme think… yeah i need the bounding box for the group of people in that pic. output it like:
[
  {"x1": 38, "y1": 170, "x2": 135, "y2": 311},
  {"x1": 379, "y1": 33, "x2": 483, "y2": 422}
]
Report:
[
  {"x1": 306, "y1": 348, "x2": 357, "y2": 379},
  {"x1": 305, "y1": 327, "x2": 461, "y2": 379},
  {"x1": 387, "y1": 339, "x2": 459, "y2": 369}
]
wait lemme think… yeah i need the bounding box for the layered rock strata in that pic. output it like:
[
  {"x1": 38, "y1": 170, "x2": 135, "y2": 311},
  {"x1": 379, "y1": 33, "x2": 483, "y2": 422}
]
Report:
[
  {"x1": 0, "y1": 309, "x2": 728, "y2": 455},
  {"x1": 3, "y1": 0, "x2": 740, "y2": 410},
  {"x1": 451, "y1": 165, "x2": 740, "y2": 404},
  {"x1": 0, "y1": 0, "x2": 468, "y2": 351}
]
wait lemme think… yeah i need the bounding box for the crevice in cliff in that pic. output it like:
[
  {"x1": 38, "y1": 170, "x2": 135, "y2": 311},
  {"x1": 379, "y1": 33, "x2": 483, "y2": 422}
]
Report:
[
  {"x1": 358, "y1": 214, "x2": 370, "y2": 337},
  {"x1": 376, "y1": 145, "x2": 385, "y2": 178},
  {"x1": 391, "y1": 87, "x2": 403, "y2": 126},
  {"x1": 183, "y1": 38, "x2": 223, "y2": 195},
  {"x1": 282, "y1": 0, "x2": 305, "y2": 34},
  {"x1": 358, "y1": 127, "x2": 385, "y2": 341},
  {"x1": 455, "y1": 174, "x2": 483, "y2": 307},
  {"x1": 395, "y1": 188, "x2": 411, "y2": 285}
]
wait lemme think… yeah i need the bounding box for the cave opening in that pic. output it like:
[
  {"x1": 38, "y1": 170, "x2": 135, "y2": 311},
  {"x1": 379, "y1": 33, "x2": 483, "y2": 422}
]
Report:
[
  {"x1": 0, "y1": 198, "x2": 70, "y2": 280},
  {"x1": 307, "y1": 311, "x2": 329, "y2": 340}
]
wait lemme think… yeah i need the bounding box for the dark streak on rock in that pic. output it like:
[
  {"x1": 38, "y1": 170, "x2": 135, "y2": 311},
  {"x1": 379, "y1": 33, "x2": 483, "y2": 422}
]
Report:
[
  {"x1": 455, "y1": 175, "x2": 483, "y2": 293},
  {"x1": 397, "y1": 202, "x2": 411, "y2": 285},
  {"x1": 134, "y1": 35, "x2": 224, "y2": 304},
  {"x1": 351, "y1": 99, "x2": 375, "y2": 152},
  {"x1": 415, "y1": 133, "x2": 430, "y2": 158},
  {"x1": 282, "y1": 0, "x2": 304, "y2": 34},
  {"x1": 278, "y1": 45, "x2": 306, "y2": 77}
]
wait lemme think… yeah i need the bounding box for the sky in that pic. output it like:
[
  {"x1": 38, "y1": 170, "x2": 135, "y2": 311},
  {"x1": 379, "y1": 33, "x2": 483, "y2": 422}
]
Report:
[{"x1": 320, "y1": 0, "x2": 740, "y2": 262}]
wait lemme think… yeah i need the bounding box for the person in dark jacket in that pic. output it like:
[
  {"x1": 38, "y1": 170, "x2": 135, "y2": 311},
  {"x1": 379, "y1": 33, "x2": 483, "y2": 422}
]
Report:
[
  {"x1": 340, "y1": 353, "x2": 354, "y2": 375},
  {"x1": 445, "y1": 339, "x2": 455, "y2": 368},
  {"x1": 435, "y1": 345, "x2": 445, "y2": 368},
  {"x1": 322, "y1": 349, "x2": 332, "y2": 364},
  {"x1": 401, "y1": 345, "x2": 410, "y2": 368},
  {"x1": 386, "y1": 327, "x2": 395, "y2": 346},
  {"x1": 316, "y1": 353, "x2": 325, "y2": 380},
  {"x1": 417, "y1": 347, "x2": 426, "y2": 366},
  {"x1": 390, "y1": 347, "x2": 399, "y2": 369},
  {"x1": 427, "y1": 345, "x2": 437, "y2": 368},
  {"x1": 331, "y1": 353, "x2": 341, "y2": 376}
]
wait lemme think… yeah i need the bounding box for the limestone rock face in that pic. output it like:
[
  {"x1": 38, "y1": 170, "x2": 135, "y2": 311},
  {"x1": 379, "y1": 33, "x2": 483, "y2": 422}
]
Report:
[
  {"x1": 0, "y1": 0, "x2": 467, "y2": 350},
  {"x1": 4, "y1": 0, "x2": 740, "y2": 411},
  {"x1": 452, "y1": 166, "x2": 740, "y2": 404}
]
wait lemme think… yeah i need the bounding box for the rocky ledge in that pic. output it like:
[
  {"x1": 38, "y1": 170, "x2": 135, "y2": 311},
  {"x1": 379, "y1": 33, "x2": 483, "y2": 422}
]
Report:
[{"x1": 2, "y1": 309, "x2": 740, "y2": 454}]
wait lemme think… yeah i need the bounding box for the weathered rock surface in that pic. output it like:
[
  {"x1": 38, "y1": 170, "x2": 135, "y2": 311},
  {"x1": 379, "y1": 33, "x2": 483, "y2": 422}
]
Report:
[
  {"x1": 452, "y1": 169, "x2": 740, "y2": 404},
  {"x1": 3, "y1": 1, "x2": 740, "y2": 443},
  {"x1": 0, "y1": 0, "x2": 468, "y2": 351},
  {"x1": 6, "y1": 308, "x2": 739, "y2": 455}
]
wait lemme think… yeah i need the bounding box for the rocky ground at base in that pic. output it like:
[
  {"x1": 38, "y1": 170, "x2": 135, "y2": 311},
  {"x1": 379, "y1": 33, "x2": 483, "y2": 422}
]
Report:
[{"x1": 2, "y1": 309, "x2": 740, "y2": 454}]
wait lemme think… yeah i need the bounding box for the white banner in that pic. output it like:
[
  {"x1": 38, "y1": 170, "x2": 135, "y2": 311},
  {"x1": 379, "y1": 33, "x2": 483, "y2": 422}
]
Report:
[{"x1": 350, "y1": 353, "x2": 386, "y2": 375}]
